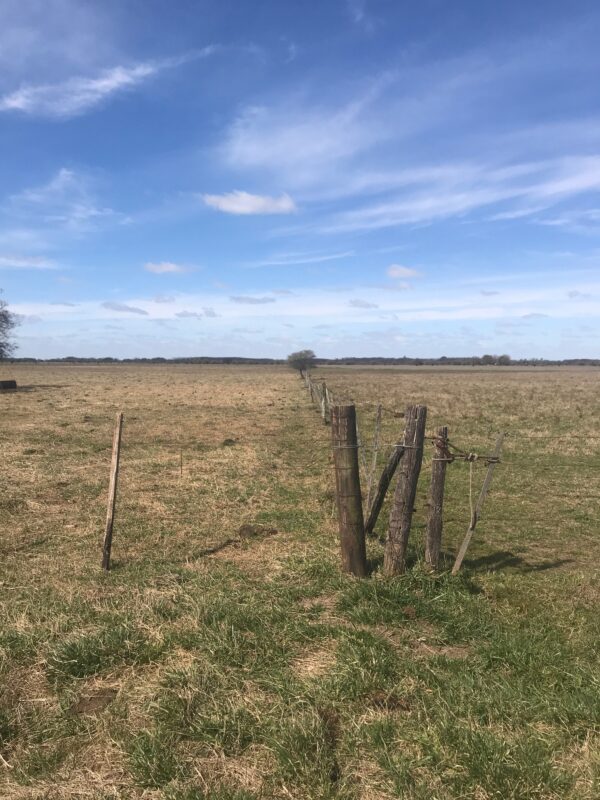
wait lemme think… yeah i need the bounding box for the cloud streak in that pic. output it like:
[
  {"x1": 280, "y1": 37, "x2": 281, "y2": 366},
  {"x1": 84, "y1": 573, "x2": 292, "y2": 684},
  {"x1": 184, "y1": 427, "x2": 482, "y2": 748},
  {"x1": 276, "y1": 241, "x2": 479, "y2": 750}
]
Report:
[
  {"x1": 0, "y1": 254, "x2": 56, "y2": 269},
  {"x1": 0, "y1": 48, "x2": 216, "y2": 119},
  {"x1": 144, "y1": 261, "x2": 187, "y2": 274},
  {"x1": 102, "y1": 301, "x2": 148, "y2": 315},
  {"x1": 203, "y1": 190, "x2": 296, "y2": 215},
  {"x1": 229, "y1": 295, "x2": 276, "y2": 304}
]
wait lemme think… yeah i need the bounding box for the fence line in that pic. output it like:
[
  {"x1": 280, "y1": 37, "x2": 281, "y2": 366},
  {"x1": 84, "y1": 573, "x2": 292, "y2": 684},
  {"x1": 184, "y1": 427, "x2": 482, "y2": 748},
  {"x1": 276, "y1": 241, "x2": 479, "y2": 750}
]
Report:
[{"x1": 301, "y1": 369, "x2": 505, "y2": 576}]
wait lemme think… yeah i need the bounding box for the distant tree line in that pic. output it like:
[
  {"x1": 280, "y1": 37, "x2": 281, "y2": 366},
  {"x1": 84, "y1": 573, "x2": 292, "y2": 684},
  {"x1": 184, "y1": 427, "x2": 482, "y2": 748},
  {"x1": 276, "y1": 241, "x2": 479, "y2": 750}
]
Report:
[{"x1": 9, "y1": 353, "x2": 600, "y2": 367}]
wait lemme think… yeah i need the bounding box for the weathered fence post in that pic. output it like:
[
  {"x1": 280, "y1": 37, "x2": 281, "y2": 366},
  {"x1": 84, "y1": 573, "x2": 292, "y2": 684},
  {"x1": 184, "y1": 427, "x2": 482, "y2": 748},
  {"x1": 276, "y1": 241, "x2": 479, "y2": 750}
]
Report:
[
  {"x1": 383, "y1": 404, "x2": 427, "y2": 576},
  {"x1": 452, "y1": 433, "x2": 505, "y2": 575},
  {"x1": 321, "y1": 382, "x2": 328, "y2": 423},
  {"x1": 425, "y1": 425, "x2": 449, "y2": 569},
  {"x1": 331, "y1": 404, "x2": 367, "y2": 577},
  {"x1": 101, "y1": 412, "x2": 124, "y2": 571},
  {"x1": 364, "y1": 442, "x2": 405, "y2": 537}
]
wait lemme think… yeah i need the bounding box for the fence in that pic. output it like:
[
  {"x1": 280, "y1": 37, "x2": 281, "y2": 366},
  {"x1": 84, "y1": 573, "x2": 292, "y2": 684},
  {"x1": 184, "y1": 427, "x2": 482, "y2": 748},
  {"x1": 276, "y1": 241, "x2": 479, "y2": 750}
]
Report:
[{"x1": 301, "y1": 369, "x2": 505, "y2": 578}]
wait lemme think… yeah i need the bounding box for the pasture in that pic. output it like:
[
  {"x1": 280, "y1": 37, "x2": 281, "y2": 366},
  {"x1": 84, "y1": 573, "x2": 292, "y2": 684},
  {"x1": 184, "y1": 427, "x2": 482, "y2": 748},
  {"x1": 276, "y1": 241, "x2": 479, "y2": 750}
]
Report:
[{"x1": 1, "y1": 363, "x2": 599, "y2": 799}]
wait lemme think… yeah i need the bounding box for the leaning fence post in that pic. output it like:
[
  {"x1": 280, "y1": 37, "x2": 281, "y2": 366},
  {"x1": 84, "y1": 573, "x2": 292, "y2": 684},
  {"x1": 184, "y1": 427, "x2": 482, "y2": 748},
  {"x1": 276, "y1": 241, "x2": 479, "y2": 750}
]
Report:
[
  {"x1": 425, "y1": 425, "x2": 449, "y2": 569},
  {"x1": 383, "y1": 404, "x2": 427, "y2": 576},
  {"x1": 101, "y1": 412, "x2": 124, "y2": 571},
  {"x1": 331, "y1": 404, "x2": 367, "y2": 577},
  {"x1": 452, "y1": 433, "x2": 505, "y2": 575},
  {"x1": 364, "y1": 442, "x2": 405, "y2": 537}
]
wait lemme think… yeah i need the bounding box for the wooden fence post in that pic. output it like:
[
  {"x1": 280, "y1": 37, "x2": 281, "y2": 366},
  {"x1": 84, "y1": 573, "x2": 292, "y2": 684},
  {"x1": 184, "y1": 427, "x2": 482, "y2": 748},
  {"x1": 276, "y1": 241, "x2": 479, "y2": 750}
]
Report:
[
  {"x1": 425, "y1": 425, "x2": 449, "y2": 569},
  {"x1": 321, "y1": 382, "x2": 328, "y2": 423},
  {"x1": 331, "y1": 405, "x2": 367, "y2": 577},
  {"x1": 383, "y1": 404, "x2": 427, "y2": 576},
  {"x1": 452, "y1": 433, "x2": 504, "y2": 575},
  {"x1": 101, "y1": 412, "x2": 124, "y2": 571},
  {"x1": 364, "y1": 442, "x2": 405, "y2": 537}
]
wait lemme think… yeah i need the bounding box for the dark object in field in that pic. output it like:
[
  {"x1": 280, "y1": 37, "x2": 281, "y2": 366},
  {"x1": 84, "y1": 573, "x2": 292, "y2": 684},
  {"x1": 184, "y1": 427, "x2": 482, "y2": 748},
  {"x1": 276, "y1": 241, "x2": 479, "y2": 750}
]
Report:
[
  {"x1": 222, "y1": 438, "x2": 237, "y2": 447},
  {"x1": 0, "y1": 380, "x2": 17, "y2": 391},
  {"x1": 238, "y1": 524, "x2": 278, "y2": 539},
  {"x1": 70, "y1": 687, "x2": 117, "y2": 716}
]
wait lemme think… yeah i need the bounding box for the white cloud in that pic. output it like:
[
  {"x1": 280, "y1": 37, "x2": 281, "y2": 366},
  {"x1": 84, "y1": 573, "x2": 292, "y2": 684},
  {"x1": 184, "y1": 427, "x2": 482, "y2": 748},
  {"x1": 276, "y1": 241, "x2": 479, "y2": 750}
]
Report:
[
  {"x1": 387, "y1": 264, "x2": 419, "y2": 278},
  {"x1": 0, "y1": 49, "x2": 215, "y2": 119},
  {"x1": 203, "y1": 191, "x2": 296, "y2": 215},
  {"x1": 0, "y1": 63, "x2": 156, "y2": 117},
  {"x1": 144, "y1": 261, "x2": 187, "y2": 274},
  {"x1": 0, "y1": 254, "x2": 56, "y2": 269}
]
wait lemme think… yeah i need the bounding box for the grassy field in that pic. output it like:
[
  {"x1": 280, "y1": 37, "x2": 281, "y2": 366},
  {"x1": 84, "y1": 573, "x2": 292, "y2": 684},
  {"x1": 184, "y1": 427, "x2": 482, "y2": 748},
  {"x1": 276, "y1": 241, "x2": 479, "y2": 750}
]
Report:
[{"x1": 1, "y1": 363, "x2": 599, "y2": 799}]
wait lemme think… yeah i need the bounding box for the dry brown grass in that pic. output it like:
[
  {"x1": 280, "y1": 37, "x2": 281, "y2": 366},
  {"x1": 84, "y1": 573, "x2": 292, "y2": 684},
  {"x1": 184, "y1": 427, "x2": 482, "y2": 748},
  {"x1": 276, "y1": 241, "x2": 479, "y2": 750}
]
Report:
[{"x1": 1, "y1": 363, "x2": 599, "y2": 798}]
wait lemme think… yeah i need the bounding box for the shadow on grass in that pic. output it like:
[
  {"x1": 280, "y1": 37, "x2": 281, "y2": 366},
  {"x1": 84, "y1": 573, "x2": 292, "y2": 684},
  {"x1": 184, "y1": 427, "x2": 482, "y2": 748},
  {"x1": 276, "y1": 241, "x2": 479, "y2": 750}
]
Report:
[
  {"x1": 12, "y1": 384, "x2": 70, "y2": 393},
  {"x1": 366, "y1": 549, "x2": 573, "y2": 578},
  {"x1": 461, "y1": 550, "x2": 574, "y2": 574}
]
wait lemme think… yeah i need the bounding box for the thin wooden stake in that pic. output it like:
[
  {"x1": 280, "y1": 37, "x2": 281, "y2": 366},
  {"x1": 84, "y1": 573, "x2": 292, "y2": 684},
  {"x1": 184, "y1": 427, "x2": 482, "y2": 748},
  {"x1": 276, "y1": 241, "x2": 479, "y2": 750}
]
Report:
[
  {"x1": 425, "y1": 425, "x2": 449, "y2": 569},
  {"x1": 331, "y1": 404, "x2": 367, "y2": 577},
  {"x1": 364, "y1": 442, "x2": 405, "y2": 537},
  {"x1": 365, "y1": 404, "x2": 383, "y2": 514},
  {"x1": 383, "y1": 404, "x2": 427, "y2": 576},
  {"x1": 101, "y1": 412, "x2": 124, "y2": 571},
  {"x1": 321, "y1": 381, "x2": 328, "y2": 423},
  {"x1": 451, "y1": 433, "x2": 505, "y2": 575}
]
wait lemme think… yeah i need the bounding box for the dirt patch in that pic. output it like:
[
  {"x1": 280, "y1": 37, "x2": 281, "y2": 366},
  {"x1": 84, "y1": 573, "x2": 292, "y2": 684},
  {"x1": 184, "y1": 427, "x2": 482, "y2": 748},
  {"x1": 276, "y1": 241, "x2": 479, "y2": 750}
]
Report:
[
  {"x1": 366, "y1": 690, "x2": 411, "y2": 712},
  {"x1": 69, "y1": 687, "x2": 118, "y2": 716},
  {"x1": 238, "y1": 524, "x2": 278, "y2": 539},
  {"x1": 414, "y1": 640, "x2": 471, "y2": 659},
  {"x1": 299, "y1": 593, "x2": 339, "y2": 620},
  {"x1": 292, "y1": 643, "x2": 338, "y2": 679}
]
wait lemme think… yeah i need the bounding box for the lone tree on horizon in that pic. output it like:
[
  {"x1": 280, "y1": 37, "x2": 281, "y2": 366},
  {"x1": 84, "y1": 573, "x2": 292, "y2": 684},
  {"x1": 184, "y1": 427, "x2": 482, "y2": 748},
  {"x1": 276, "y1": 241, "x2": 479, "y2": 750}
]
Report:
[
  {"x1": 287, "y1": 349, "x2": 316, "y2": 372},
  {"x1": 0, "y1": 291, "x2": 18, "y2": 360}
]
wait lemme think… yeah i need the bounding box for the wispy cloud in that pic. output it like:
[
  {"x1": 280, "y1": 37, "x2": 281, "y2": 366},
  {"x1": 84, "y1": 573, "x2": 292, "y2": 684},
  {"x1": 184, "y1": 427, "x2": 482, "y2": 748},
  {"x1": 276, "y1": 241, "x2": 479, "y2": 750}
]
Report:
[
  {"x1": 102, "y1": 301, "x2": 148, "y2": 315},
  {"x1": 175, "y1": 310, "x2": 203, "y2": 319},
  {"x1": 8, "y1": 168, "x2": 120, "y2": 234},
  {"x1": 144, "y1": 261, "x2": 187, "y2": 274},
  {"x1": 203, "y1": 190, "x2": 296, "y2": 215},
  {"x1": 319, "y1": 156, "x2": 600, "y2": 232},
  {"x1": 0, "y1": 49, "x2": 216, "y2": 119},
  {"x1": 0, "y1": 254, "x2": 56, "y2": 269},
  {"x1": 230, "y1": 295, "x2": 276, "y2": 304},
  {"x1": 247, "y1": 250, "x2": 354, "y2": 268}
]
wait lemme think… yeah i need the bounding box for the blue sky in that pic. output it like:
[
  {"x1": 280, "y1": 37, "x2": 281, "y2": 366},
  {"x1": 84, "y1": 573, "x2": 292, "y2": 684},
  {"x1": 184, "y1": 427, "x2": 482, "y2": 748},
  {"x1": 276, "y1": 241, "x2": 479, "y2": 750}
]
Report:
[{"x1": 1, "y1": 0, "x2": 600, "y2": 359}]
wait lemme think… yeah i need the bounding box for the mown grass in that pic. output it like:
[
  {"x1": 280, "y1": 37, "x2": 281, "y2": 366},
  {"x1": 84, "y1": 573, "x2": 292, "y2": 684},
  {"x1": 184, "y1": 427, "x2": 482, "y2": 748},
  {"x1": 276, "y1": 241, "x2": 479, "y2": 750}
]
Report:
[{"x1": 0, "y1": 363, "x2": 599, "y2": 798}]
